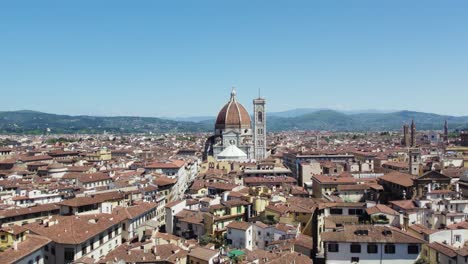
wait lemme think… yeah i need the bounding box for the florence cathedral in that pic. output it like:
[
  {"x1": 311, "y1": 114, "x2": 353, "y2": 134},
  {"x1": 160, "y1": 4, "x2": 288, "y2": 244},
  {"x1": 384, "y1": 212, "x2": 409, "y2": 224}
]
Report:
[{"x1": 203, "y1": 88, "x2": 267, "y2": 161}]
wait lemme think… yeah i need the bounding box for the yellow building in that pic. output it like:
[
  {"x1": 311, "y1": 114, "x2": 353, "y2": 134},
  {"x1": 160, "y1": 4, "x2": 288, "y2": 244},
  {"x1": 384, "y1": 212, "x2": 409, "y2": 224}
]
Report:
[
  {"x1": 263, "y1": 199, "x2": 316, "y2": 237},
  {"x1": 446, "y1": 146, "x2": 468, "y2": 168},
  {"x1": 246, "y1": 186, "x2": 286, "y2": 217},
  {"x1": 200, "y1": 156, "x2": 233, "y2": 174},
  {"x1": 84, "y1": 148, "x2": 112, "y2": 162},
  {"x1": 203, "y1": 200, "x2": 248, "y2": 238},
  {"x1": 0, "y1": 226, "x2": 27, "y2": 250}
]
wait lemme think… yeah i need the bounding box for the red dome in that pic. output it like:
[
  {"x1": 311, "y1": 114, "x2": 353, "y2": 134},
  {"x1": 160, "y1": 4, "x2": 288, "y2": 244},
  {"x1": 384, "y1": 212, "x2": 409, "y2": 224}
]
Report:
[{"x1": 215, "y1": 89, "x2": 251, "y2": 130}]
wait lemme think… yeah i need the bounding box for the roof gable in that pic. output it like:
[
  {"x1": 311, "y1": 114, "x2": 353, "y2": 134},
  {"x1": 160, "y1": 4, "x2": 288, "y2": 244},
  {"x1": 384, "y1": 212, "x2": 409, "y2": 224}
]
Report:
[{"x1": 417, "y1": 171, "x2": 451, "y2": 181}]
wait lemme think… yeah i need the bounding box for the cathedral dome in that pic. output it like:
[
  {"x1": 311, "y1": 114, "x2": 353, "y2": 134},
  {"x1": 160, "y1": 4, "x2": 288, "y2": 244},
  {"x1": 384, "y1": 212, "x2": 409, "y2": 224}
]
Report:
[{"x1": 215, "y1": 89, "x2": 251, "y2": 130}]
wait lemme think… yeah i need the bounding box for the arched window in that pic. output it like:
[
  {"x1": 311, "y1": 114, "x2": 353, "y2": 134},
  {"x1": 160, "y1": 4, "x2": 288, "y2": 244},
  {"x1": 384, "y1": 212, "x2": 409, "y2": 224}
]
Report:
[{"x1": 258, "y1": 111, "x2": 263, "y2": 122}]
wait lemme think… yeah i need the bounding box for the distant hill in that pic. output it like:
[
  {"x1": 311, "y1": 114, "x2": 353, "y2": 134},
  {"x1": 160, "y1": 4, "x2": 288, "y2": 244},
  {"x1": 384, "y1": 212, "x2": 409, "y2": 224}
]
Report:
[
  {"x1": 268, "y1": 108, "x2": 396, "y2": 118},
  {"x1": 0, "y1": 110, "x2": 211, "y2": 134},
  {"x1": 0, "y1": 110, "x2": 467, "y2": 134},
  {"x1": 267, "y1": 110, "x2": 468, "y2": 131}
]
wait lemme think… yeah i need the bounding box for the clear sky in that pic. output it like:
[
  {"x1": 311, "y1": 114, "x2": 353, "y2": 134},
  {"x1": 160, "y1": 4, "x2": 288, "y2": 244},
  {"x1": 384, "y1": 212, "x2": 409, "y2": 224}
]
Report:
[{"x1": 1, "y1": 1, "x2": 467, "y2": 117}]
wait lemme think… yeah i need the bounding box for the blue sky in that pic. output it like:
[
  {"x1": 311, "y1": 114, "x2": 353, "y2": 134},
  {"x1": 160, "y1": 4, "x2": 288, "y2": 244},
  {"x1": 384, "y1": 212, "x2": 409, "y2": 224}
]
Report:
[{"x1": 1, "y1": 1, "x2": 467, "y2": 117}]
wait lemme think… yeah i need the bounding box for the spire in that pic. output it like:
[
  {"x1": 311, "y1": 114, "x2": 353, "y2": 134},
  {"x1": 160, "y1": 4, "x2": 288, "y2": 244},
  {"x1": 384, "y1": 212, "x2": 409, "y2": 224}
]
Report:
[
  {"x1": 230, "y1": 87, "x2": 237, "y2": 101},
  {"x1": 444, "y1": 120, "x2": 449, "y2": 143}
]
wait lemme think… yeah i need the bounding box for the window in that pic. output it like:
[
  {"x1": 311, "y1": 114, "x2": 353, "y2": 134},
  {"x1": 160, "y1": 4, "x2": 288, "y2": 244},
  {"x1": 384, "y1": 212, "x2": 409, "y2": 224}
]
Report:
[
  {"x1": 328, "y1": 243, "x2": 339, "y2": 252},
  {"x1": 51, "y1": 247, "x2": 55, "y2": 256},
  {"x1": 44, "y1": 245, "x2": 49, "y2": 252},
  {"x1": 367, "y1": 244, "x2": 378, "y2": 254},
  {"x1": 0, "y1": 235, "x2": 5, "y2": 241},
  {"x1": 351, "y1": 257, "x2": 360, "y2": 263},
  {"x1": 385, "y1": 244, "x2": 395, "y2": 254},
  {"x1": 330, "y1": 208, "x2": 343, "y2": 215},
  {"x1": 81, "y1": 244, "x2": 87, "y2": 255},
  {"x1": 455, "y1": 235, "x2": 461, "y2": 242},
  {"x1": 350, "y1": 244, "x2": 361, "y2": 253},
  {"x1": 349, "y1": 209, "x2": 364, "y2": 215},
  {"x1": 408, "y1": 245, "x2": 419, "y2": 254},
  {"x1": 64, "y1": 248, "x2": 75, "y2": 262}
]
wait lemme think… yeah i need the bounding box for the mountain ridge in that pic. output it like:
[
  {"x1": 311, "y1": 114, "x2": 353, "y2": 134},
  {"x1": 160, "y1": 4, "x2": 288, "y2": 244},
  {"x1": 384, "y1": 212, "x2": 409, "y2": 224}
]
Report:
[{"x1": 0, "y1": 109, "x2": 467, "y2": 134}]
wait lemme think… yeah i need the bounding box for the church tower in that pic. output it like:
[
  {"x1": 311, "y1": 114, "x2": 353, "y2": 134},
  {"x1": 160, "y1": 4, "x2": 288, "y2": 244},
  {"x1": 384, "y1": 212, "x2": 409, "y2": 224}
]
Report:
[
  {"x1": 443, "y1": 120, "x2": 448, "y2": 143},
  {"x1": 402, "y1": 123, "x2": 410, "y2": 147},
  {"x1": 410, "y1": 119, "x2": 416, "y2": 147},
  {"x1": 253, "y1": 95, "x2": 266, "y2": 160},
  {"x1": 409, "y1": 148, "x2": 422, "y2": 176}
]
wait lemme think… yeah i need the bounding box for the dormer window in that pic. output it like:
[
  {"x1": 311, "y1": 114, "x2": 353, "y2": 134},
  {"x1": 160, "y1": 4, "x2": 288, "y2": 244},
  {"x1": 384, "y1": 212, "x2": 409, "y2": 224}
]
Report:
[
  {"x1": 354, "y1": 230, "x2": 369, "y2": 236},
  {"x1": 382, "y1": 230, "x2": 392, "y2": 236}
]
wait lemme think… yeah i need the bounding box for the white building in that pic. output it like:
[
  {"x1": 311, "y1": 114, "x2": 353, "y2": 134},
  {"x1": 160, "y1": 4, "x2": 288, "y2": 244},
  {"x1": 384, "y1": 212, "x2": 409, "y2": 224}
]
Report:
[
  {"x1": 28, "y1": 214, "x2": 123, "y2": 264},
  {"x1": 11, "y1": 190, "x2": 62, "y2": 207},
  {"x1": 226, "y1": 221, "x2": 254, "y2": 250},
  {"x1": 164, "y1": 199, "x2": 187, "y2": 234},
  {"x1": 322, "y1": 225, "x2": 425, "y2": 264}
]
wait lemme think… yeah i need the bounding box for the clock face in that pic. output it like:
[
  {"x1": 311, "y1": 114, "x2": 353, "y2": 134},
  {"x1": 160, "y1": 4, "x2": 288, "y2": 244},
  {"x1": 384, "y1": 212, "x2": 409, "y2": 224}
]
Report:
[{"x1": 229, "y1": 139, "x2": 236, "y2": 145}]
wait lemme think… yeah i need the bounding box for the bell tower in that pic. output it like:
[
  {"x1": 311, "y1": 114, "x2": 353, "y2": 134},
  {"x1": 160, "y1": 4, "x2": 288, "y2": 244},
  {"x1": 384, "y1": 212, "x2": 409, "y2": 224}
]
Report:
[
  {"x1": 253, "y1": 95, "x2": 266, "y2": 160},
  {"x1": 409, "y1": 148, "x2": 422, "y2": 176}
]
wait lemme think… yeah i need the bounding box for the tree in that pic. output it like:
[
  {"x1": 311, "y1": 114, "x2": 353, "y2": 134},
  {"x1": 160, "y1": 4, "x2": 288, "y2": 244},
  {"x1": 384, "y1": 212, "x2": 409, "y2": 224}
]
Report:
[
  {"x1": 199, "y1": 234, "x2": 212, "y2": 246},
  {"x1": 199, "y1": 234, "x2": 224, "y2": 248}
]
